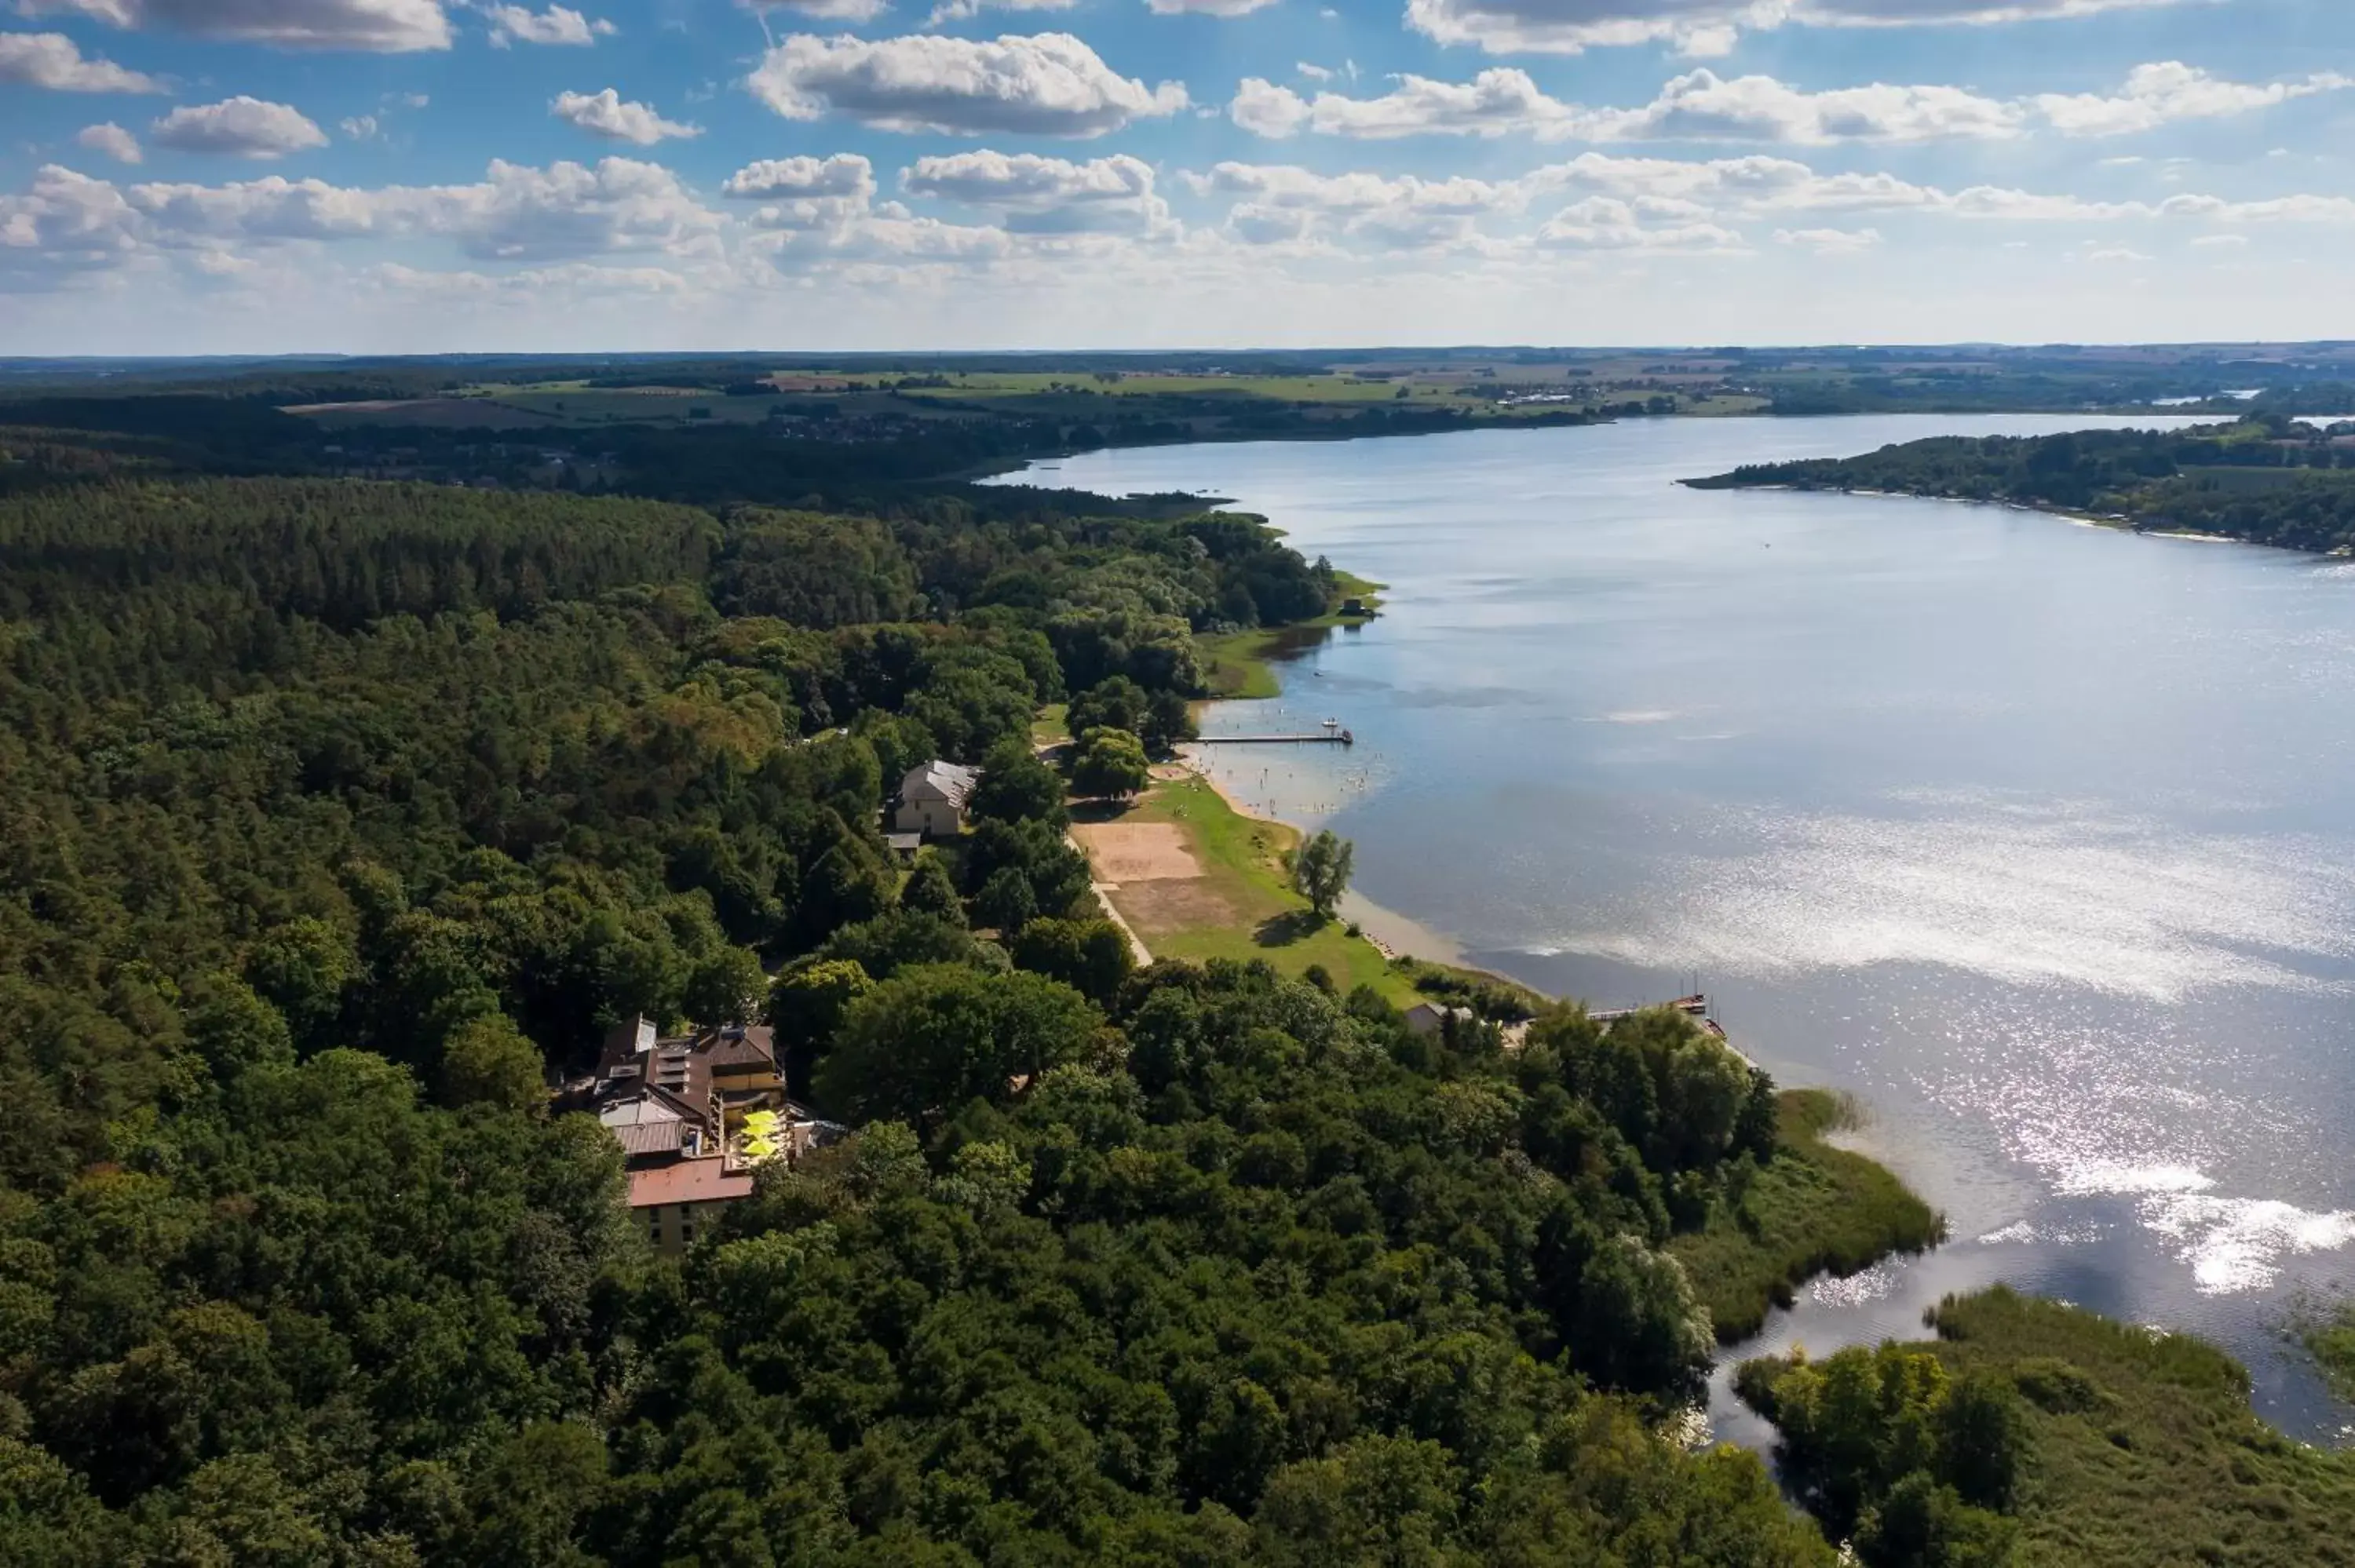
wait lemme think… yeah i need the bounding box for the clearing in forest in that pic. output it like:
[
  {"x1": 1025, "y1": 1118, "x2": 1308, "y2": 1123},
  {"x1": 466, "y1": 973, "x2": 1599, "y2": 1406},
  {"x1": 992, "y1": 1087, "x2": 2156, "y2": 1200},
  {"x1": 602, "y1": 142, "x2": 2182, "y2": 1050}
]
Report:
[
  {"x1": 1068, "y1": 822, "x2": 1202, "y2": 884},
  {"x1": 1071, "y1": 771, "x2": 1411, "y2": 1001}
]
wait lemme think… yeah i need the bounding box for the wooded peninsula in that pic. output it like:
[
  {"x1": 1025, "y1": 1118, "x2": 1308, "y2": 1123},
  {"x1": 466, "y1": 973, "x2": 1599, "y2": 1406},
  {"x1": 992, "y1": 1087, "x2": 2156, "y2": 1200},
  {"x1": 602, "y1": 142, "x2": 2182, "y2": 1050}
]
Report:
[{"x1": 1687, "y1": 415, "x2": 2355, "y2": 554}]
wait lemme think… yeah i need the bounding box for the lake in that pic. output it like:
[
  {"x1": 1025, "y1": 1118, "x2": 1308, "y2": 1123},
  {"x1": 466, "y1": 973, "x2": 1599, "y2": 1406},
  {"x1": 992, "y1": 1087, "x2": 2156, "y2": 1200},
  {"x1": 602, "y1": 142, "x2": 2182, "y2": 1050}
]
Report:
[{"x1": 991, "y1": 414, "x2": 2355, "y2": 1446}]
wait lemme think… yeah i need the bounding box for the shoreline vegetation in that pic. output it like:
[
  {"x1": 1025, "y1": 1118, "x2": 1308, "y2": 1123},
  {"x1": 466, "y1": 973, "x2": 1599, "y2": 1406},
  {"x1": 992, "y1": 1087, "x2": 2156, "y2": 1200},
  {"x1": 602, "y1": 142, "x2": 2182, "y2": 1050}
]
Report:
[
  {"x1": 1196, "y1": 570, "x2": 1386, "y2": 698},
  {"x1": 1069, "y1": 574, "x2": 1948, "y2": 1350},
  {"x1": 1673, "y1": 1089, "x2": 1944, "y2": 1344},
  {"x1": 1685, "y1": 414, "x2": 2355, "y2": 556},
  {"x1": 1073, "y1": 541, "x2": 2355, "y2": 1559},
  {"x1": 2288, "y1": 1292, "x2": 2355, "y2": 1405},
  {"x1": 1739, "y1": 1285, "x2": 2355, "y2": 1566}
]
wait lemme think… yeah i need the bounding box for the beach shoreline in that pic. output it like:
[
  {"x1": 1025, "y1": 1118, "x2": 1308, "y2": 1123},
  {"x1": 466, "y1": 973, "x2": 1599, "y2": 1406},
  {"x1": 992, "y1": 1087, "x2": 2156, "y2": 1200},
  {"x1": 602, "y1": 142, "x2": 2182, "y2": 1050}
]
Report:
[{"x1": 1172, "y1": 748, "x2": 1467, "y2": 969}]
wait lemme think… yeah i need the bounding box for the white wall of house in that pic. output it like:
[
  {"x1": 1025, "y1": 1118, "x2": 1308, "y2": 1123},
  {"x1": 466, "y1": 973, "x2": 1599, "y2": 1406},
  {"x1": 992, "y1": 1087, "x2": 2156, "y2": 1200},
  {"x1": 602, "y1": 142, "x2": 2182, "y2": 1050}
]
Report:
[{"x1": 895, "y1": 798, "x2": 963, "y2": 837}]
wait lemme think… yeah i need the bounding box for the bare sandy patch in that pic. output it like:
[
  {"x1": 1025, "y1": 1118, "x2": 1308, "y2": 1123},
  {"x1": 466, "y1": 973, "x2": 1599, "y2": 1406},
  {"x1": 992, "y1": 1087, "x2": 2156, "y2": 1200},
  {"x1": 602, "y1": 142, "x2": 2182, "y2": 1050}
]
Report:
[
  {"x1": 1111, "y1": 878, "x2": 1240, "y2": 938},
  {"x1": 1070, "y1": 822, "x2": 1202, "y2": 883}
]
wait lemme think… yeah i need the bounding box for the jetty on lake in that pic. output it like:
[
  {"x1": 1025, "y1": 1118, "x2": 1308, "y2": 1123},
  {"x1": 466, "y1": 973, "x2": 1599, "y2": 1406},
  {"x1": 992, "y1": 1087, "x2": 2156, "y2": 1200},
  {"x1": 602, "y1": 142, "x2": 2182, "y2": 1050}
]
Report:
[
  {"x1": 1195, "y1": 717, "x2": 1355, "y2": 746},
  {"x1": 1587, "y1": 993, "x2": 1713, "y2": 1026}
]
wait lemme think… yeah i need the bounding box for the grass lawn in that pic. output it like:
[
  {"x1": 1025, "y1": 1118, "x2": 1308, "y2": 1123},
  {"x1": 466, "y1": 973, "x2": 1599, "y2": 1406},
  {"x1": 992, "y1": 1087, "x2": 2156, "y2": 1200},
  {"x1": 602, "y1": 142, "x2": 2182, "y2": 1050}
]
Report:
[
  {"x1": 1670, "y1": 1088, "x2": 1945, "y2": 1342},
  {"x1": 1079, "y1": 770, "x2": 1422, "y2": 1005},
  {"x1": 1031, "y1": 702, "x2": 1069, "y2": 749},
  {"x1": 1196, "y1": 627, "x2": 1292, "y2": 699}
]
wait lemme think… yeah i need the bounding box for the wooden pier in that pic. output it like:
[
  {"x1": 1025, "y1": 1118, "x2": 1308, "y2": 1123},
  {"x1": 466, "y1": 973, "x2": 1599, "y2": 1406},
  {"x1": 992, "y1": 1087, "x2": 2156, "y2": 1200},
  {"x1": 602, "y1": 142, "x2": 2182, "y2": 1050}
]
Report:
[
  {"x1": 1588, "y1": 994, "x2": 1712, "y2": 1025},
  {"x1": 1195, "y1": 731, "x2": 1353, "y2": 746},
  {"x1": 1196, "y1": 718, "x2": 1354, "y2": 746}
]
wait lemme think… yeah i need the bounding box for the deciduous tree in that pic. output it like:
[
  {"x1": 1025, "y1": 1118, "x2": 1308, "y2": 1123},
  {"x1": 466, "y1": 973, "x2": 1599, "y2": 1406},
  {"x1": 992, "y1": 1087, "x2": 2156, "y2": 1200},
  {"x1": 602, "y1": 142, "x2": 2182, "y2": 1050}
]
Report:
[
  {"x1": 1290, "y1": 830, "x2": 1354, "y2": 920},
  {"x1": 1072, "y1": 727, "x2": 1150, "y2": 800},
  {"x1": 812, "y1": 964, "x2": 1099, "y2": 1124}
]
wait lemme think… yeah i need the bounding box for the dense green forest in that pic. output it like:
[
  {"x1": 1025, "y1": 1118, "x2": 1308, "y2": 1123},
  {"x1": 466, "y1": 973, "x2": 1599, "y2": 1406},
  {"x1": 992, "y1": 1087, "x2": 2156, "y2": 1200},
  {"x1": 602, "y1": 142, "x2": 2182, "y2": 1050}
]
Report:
[
  {"x1": 0, "y1": 421, "x2": 1889, "y2": 1564},
  {"x1": 1686, "y1": 415, "x2": 2355, "y2": 552},
  {"x1": 11, "y1": 377, "x2": 2348, "y2": 1565}
]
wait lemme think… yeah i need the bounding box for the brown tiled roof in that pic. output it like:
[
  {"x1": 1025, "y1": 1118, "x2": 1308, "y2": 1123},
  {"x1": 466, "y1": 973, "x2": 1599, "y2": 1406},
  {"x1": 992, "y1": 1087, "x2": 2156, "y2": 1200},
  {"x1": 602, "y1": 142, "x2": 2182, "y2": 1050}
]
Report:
[
  {"x1": 597, "y1": 1019, "x2": 775, "y2": 1083},
  {"x1": 627, "y1": 1159, "x2": 755, "y2": 1209},
  {"x1": 592, "y1": 1019, "x2": 779, "y2": 1121},
  {"x1": 703, "y1": 1026, "x2": 779, "y2": 1073},
  {"x1": 612, "y1": 1121, "x2": 689, "y2": 1161}
]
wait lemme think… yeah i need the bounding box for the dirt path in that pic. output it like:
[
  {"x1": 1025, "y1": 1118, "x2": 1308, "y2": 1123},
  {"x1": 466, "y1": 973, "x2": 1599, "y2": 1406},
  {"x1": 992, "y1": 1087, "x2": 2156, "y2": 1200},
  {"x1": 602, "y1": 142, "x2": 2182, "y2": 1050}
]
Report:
[
  {"x1": 1065, "y1": 821, "x2": 1215, "y2": 968},
  {"x1": 1086, "y1": 878, "x2": 1154, "y2": 968}
]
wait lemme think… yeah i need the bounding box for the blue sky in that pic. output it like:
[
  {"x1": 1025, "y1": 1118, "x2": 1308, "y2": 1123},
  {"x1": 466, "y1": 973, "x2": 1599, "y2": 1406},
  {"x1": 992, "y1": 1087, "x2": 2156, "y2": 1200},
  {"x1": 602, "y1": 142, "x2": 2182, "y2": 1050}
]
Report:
[{"x1": 2, "y1": 0, "x2": 2352, "y2": 352}]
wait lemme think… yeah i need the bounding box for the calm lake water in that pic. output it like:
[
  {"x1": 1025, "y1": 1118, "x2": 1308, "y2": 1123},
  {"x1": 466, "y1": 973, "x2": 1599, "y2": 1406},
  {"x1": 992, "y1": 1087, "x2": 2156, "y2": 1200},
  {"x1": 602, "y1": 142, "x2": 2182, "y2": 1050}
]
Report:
[{"x1": 993, "y1": 415, "x2": 2355, "y2": 1445}]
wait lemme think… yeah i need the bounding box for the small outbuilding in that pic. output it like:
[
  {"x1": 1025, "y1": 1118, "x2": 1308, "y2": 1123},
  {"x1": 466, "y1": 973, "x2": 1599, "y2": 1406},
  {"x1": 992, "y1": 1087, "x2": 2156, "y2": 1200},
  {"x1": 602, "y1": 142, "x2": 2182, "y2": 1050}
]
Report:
[{"x1": 894, "y1": 760, "x2": 980, "y2": 839}]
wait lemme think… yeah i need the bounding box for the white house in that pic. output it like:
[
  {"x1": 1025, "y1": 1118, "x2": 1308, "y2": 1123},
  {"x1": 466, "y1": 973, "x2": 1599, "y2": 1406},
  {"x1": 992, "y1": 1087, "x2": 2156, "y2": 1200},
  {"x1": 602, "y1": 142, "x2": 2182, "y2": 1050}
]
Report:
[
  {"x1": 894, "y1": 760, "x2": 980, "y2": 838},
  {"x1": 1403, "y1": 1001, "x2": 1476, "y2": 1038}
]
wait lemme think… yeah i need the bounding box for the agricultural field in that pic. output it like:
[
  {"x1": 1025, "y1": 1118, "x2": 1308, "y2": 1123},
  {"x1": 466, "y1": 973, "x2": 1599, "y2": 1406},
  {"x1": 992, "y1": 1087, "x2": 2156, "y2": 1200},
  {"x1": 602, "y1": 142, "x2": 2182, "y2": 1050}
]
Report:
[
  {"x1": 280, "y1": 359, "x2": 1702, "y2": 434},
  {"x1": 265, "y1": 341, "x2": 2336, "y2": 443},
  {"x1": 287, "y1": 381, "x2": 973, "y2": 430}
]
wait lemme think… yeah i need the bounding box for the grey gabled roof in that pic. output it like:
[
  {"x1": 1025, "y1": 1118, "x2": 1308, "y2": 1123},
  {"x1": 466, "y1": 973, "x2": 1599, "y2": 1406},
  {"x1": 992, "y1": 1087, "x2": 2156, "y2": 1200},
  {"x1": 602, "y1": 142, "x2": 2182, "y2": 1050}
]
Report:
[{"x1": 900, "y1": 760, "x2": 980, "y2": 807}]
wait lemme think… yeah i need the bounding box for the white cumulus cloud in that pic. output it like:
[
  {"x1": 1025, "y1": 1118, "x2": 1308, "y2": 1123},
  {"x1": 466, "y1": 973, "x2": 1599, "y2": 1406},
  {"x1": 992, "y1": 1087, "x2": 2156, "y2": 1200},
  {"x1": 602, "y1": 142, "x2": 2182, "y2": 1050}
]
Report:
[
  {"x1": 721, "y1": 152, "x2": 877, "y2": 228},
  {"x1": 1231, "y1": 68, "x2": 1583, "y2": 140},
  {"x1": 550, "y1": 89, "x2": 700, "y2": 144},
  {"x1": 1228, "y1": 61, "x2": 2337, "y2": 147},
  {"x1": 149, "y1": 97, "x2": 330, "y2": 158},
  {"x1": 722, "y1": 153, "x2": 875, "y2": 200},
  {"x1": 737, "y1": 0, "x2": 890, "y2": 20},
  {"x1": 484, "y1": 3, "x2": 614, "y2": 45},
  {"x1": 1404, "y1": 0, "x2": 2202, "y2": 57},
  {"x1": 75, "y1": 122, "x2": 143, "y2": 163},
  {"x1": 1187, "y1": 160, "x2": 1514, "y2": 251},
  {"x1": 1774, "y1": 224, "x2": 1882, "y2": 253},
  {"x1": 747, "y1": 31, "x2": 1188, "y2": 137},
  {"x1": 1536, "y1": 192, "x2": 1745, "y2": 250},
  {"x1": 1594, "y1": 68, "x2": 2022, "y2": 142},
  {"x1": 108, "y1": 156, "x2": 725, "y2": 262},
  {"x1": 0, "y1": 30, "x2": 163, "y2": 89},
  {"x1": 1229, "y1": 78, "x2": 1313, "y2": 137},
  {"x1": 1230, "y1": 67, "x2": 2026, "y2": 144},
  {"x1": 2036, "y1": 62, "x2": 2352, "y2": 137},
  {"x1": 924, "y1": 0, "x2": 1075, "y2": 27},
  {"x1": 21, "y1": 0, "x2": 456, "y2": 52},
  {"x1": 902, "y1": 149, "x2": 1169, "y2": 234}
]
